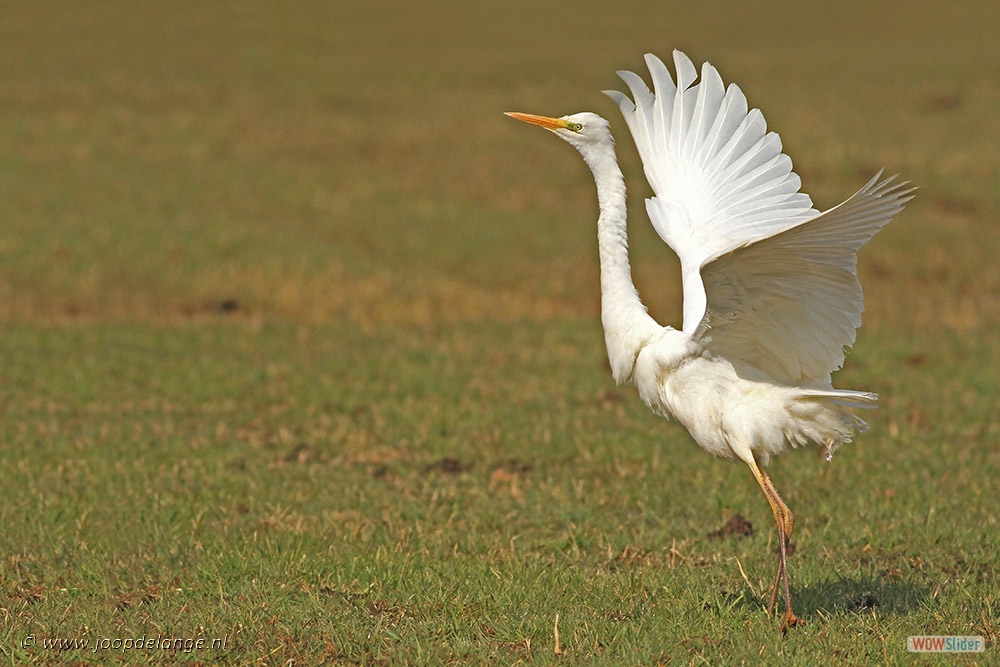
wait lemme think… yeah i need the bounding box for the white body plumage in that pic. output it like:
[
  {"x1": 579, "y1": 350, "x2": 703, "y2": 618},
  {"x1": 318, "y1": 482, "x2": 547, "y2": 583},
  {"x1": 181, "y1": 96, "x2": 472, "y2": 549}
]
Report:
[{"x1": 633, "y1": 346, "x2": 871, "y2": 464}]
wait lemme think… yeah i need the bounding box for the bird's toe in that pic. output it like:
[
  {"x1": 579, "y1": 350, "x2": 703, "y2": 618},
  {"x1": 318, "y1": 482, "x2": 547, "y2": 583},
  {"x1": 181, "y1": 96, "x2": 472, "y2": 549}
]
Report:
[{"x1": 779, "y1": 611, "x2": 805, "y2": 635}]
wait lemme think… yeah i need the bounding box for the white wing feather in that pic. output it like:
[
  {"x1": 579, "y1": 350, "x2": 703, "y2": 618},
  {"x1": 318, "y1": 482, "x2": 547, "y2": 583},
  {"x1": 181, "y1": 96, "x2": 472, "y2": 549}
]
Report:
[
  {"x1": 605, "y1": 51, "x2": 913, "y2": 386},
  {"x1": 703, "y1": 174, "x2": 914, "y2": 384},
  {"x1": 605, "y1": 51, "x2": 817, "y2": 333}
]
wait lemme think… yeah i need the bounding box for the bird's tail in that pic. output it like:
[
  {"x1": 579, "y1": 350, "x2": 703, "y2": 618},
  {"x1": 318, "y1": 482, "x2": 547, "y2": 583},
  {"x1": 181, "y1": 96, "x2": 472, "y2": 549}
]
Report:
[
  {"x1": 792, "y1": 388, "x2": 877, "y2": 461},
  {"x1": 797, "y1": 388, "x2": 878, "y2": 410}
]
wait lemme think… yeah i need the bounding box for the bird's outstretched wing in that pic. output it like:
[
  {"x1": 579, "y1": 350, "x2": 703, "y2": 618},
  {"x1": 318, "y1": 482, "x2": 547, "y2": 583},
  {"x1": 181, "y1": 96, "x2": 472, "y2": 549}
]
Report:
[
  {"x1": 700, "y1": 174, "x2": 913, "y2": 384},
  {"x1": 605, "y1": 51, "x2": 818, "y2": 334},
  {"x1": 605, "y1": 50, "x2": 913, "y2": 385}
]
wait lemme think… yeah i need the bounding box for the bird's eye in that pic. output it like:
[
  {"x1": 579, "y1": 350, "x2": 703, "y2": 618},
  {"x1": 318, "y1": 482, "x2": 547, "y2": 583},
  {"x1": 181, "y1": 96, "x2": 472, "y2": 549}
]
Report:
[{"x1": 569, "y1": 123, "x2": 583, "y2": 132}]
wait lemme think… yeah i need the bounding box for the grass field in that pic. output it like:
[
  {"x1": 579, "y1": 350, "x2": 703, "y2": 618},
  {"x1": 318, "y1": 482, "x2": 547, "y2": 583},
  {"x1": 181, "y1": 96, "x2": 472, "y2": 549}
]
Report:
[{"x1": 1, "y1": 1, "x2": 998, "y2": 664}]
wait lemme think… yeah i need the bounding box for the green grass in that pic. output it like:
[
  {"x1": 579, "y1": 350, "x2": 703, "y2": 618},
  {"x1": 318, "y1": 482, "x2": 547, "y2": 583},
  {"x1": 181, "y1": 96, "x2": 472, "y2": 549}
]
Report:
[{"x1": 1, "y1": 0, "x2": 999, "y2": 664}]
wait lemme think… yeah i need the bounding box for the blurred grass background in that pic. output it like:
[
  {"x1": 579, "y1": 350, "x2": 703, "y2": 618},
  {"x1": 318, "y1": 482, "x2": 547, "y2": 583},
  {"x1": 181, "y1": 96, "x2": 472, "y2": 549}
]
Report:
[{"x1": 0, "y1": 0, "x2": 998, "y2": 664}]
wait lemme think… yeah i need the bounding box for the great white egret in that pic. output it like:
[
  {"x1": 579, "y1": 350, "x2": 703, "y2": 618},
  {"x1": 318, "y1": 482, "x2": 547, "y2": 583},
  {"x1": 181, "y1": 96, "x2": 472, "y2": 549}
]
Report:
[{"x1": 507, "y1": 50, "x2": 913, "y2": 632}]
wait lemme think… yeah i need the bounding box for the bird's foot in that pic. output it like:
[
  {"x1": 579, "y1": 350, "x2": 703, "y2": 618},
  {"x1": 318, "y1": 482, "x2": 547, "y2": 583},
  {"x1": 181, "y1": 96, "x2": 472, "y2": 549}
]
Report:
[{"x1": 779, "y1": 611, "x2": 805, "y2": 635}]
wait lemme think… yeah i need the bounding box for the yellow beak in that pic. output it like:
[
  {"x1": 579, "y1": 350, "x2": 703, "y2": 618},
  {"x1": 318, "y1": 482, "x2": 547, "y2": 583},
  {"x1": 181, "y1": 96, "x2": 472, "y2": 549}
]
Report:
[{"x1": 504, "y1": 112, "x2": 573, "y2": 131}]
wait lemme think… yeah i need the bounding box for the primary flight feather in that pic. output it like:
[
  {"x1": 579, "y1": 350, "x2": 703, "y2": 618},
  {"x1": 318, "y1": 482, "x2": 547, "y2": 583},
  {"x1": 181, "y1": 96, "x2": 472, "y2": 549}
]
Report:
[{"x1": 507, "y1": 50, "x2": 913, "y2": 632}]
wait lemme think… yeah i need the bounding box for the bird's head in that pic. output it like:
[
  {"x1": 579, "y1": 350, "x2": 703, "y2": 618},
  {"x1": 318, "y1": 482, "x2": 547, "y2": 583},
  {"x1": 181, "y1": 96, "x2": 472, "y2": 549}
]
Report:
[{"x1": 505, "y1": 111, "x2": 613, "y2": 155}]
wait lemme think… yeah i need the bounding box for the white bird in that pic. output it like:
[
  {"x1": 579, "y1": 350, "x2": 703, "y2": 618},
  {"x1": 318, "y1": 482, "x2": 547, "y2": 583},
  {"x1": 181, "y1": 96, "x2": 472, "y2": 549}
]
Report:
[{"x1": 507, "y1": 50, "x2": 913, "y2": 632}]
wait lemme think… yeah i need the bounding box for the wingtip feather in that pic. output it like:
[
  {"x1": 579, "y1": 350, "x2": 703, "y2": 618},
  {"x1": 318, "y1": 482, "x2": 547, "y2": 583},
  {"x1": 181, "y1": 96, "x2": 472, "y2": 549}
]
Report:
[
  {"x1": 603, "y1": 89, "x2": 631, "y2": 109},
  {"x1": 643, "y1": 52, "x2": 666, "y2": 74},
  {"x1": 672, "y1": 50, "x2": 697, "y2": 88}
]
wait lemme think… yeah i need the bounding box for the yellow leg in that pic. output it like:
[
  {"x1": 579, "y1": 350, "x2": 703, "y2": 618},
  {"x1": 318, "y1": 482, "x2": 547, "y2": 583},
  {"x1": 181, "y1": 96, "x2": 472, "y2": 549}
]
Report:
[{"x1": 744, "y1": 456, "x2": 805, "y2": 633}]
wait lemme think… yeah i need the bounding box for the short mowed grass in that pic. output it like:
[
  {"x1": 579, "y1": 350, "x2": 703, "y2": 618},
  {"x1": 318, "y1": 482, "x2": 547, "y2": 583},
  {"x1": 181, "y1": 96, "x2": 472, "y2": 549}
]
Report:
[{"x1": 1, "y1": 1, "x2": 998, "y2": 665}]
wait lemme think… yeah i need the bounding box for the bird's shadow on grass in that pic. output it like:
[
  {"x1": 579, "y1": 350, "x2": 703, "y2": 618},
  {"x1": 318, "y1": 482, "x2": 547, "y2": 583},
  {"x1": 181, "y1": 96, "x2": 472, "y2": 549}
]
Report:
[
  {"x1": 795, "y1": 573, "x2": 929, "y2": 618},
  {"x1": 735, "y1": 571, "x2": 929, "y2": 619}
]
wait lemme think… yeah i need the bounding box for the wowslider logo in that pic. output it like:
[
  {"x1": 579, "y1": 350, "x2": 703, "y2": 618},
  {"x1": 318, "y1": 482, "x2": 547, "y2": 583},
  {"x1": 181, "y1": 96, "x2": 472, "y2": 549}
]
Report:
[{"x1": 908, "y1": 636, "x2": 985, "y2": 653}]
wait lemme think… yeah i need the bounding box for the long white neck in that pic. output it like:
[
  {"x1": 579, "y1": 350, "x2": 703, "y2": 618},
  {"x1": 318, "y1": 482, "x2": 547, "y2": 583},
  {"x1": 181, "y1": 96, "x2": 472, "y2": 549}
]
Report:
[{"x1": 579, "y1": 142, "x2": 660, "y2": 383}]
